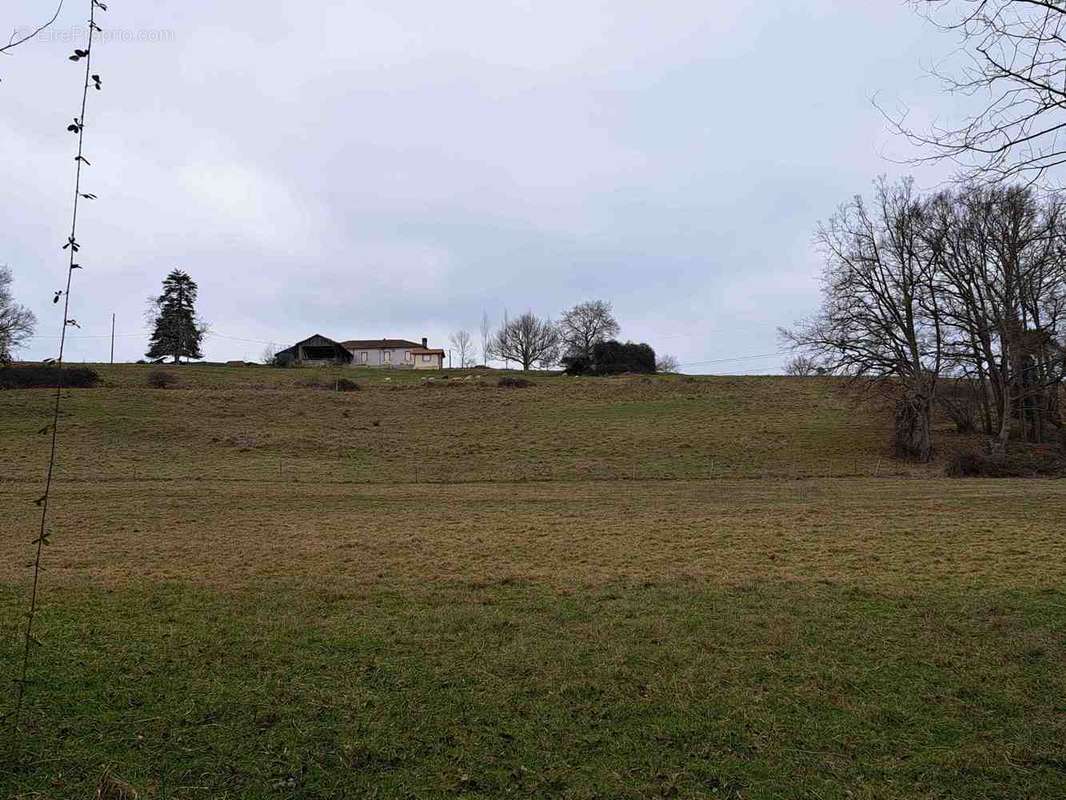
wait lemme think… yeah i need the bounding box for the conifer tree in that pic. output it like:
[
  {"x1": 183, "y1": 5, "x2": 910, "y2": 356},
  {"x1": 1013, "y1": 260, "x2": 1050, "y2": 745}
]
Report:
[{"x1": 146, "y1": 269, "x2": 205, "y2": 363}]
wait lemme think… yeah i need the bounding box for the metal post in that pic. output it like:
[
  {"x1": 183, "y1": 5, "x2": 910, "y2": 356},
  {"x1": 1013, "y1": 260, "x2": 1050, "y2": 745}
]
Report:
[{"x1": 110, "y1": 313, "x2": 115, "y2": 364}]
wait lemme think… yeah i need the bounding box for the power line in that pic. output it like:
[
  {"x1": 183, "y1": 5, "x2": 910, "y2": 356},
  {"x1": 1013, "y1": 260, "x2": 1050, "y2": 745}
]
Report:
[
  {"x1": 26, "y1": 331, "x2": 146, "y2": 340},
  {"x1": 204, "y1": 331, "x2": 277, "y2": 345},
  {"x1": 678, "y1": 350, "x2": 788, "y2": 368}
]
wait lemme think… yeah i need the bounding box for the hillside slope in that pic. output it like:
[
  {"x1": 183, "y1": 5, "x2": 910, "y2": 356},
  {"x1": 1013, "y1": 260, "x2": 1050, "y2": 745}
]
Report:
[{"x1": 0, "y1": 365, "x2": 936, "y2": 487}]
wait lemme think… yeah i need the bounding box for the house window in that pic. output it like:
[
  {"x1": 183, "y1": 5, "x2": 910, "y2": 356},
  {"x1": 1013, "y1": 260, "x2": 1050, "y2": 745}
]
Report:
[
  {"x1": 383, "y1": 351, "x2": 392, "y2": 363},
  {"x1": 404, "y1": 351, "x2": 412, "y2": 362},
  {"x1": 360, "y1": 351, "x2": 367, "y2": 363},
  {"x1": 422, "y1": 354, "x2": 432, "y2": 363}
]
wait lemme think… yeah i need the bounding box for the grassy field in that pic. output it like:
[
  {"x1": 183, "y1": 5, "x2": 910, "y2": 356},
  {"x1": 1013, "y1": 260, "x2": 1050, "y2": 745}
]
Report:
[
  {"x1": 0, "y1": 366, "x2": 922, "y2": 485},
  {"x1": 1, "y1": 366, "x2": 1064, "y2": 798}
]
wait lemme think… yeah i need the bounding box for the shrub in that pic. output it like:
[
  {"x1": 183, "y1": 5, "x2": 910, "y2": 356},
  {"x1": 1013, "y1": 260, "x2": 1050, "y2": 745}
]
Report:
[
  {"x1": 147, "y1": 369, "x2": 180, "y2": 389},
  {"x1": 297, "y1": 377, "x2": 361, "y2": 392},
  {"x1": 563, "y1": 340, "x2": 657, "y2": 375},
  {"x1": 335, "y1": 378, "x2": 360, "y2": 392},
  {"x1": 0, "y1": 365, "x2": 99, "y2": 389},
  {"x1": 498, "y1": 376, "x2": 532, "y2": 388},
  {"x1": 561, "y1": 355, "x2": 593, "y2": 375}
]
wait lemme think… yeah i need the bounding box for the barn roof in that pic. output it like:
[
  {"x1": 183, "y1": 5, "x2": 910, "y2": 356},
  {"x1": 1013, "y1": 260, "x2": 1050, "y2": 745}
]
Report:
[{"x1": 276, "y1": 334, "x2": 353, "y2": 361}]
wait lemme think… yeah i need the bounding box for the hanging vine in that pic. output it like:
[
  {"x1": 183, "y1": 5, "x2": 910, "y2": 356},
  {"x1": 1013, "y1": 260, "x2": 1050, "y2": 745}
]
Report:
[{"x1": 8, "y1": 0, "x2": 108, "y2": 732}]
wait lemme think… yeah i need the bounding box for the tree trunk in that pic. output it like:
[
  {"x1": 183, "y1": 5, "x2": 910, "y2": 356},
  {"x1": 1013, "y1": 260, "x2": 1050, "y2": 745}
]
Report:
[
  {"x1": 894, "y1": 391, "x2": 933, "y2": 462},
  {"x1": 979, "y1": 378, "x2": 994, "y2": 435},
  {"x1": 990, "y1": 382, "x2": 1012, "y2": 459}
]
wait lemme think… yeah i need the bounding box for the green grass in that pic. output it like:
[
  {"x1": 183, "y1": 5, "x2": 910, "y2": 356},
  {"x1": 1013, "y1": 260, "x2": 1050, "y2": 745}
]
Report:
[
  {"x1": 3, "y1": 583, "x2": 1065, "y2": 799},
  {"x1": 1, "y1": 365, "x2": 1064, "y2": 798}
]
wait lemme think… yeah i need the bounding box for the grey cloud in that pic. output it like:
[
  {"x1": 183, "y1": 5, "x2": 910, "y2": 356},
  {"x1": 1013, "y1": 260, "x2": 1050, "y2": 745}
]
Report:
[{"x1": 4, "y1": 0, "x2": 963, "y2": 369}]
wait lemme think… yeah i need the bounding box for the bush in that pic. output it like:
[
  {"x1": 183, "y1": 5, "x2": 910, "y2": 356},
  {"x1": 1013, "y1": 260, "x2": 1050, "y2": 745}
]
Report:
[
  {"x1": 0, "y1": 365, "x2": 99, "y2": 389},
  {"x1": 561, "y1": 355, "x2": 593, "y2": 375},
  {"x1": 335, "y1": 378, "x2": 361, "y2": 392},
  {"x1": 946, "y1": 446, "x2": 1066, "y2": 478},
  {"x1": 147, "y1": 369, "x2": 180, "y2": 389},
  {"x1": 498, "y1": 376, "x2": 532, "y2": 388},
  {"x1": 563, "y1": 340, "x2": 657, "y2": 375},
  {"x1": 297, "y1": 377, "x2": 361, "y2": 392}
]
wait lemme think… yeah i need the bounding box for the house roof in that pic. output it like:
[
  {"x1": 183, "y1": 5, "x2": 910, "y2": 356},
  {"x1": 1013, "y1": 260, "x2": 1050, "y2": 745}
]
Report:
[
  {"x1": 341, "y1": 339, "x2": 423, "y2": 350},
  {"x1": 412, "y1": 348, "x2": 445, "y2": 355}
]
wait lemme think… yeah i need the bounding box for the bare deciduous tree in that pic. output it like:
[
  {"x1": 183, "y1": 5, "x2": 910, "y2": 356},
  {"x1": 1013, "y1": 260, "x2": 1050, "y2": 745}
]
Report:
[
  {"x1": 480, "y1": 311, "x2": 492, "y2": 366},
  {"x1": 490, "y1": 312, "x2": 560, "y2": 371},
  {"x1": 657, "y1": 353, "x2": 680, "y2": 373},
  {"x1": 784, "y1": 355, "x2": 821, "y2": 376},
  {"x1": 789, "y1": 177, "x2": 1066, "y2": 461},
  {"x1": 559, "y1": 300, "x2": 620, "y2": 362},
  {"x1": 929, "y1": 183, "x2": 1066, "y2": 449},
  {"x1": 0, "y1": 266, "x2": 37, "y2": 364},
  {"x1": 895, "y1": 1, "x2": 1066, "y2": 184},
  {"x1": 782, "y1": 178, "x2": 946, "y2": 461},
  {"x1": 449, "y1": 329, "x2": 473, "y2": 368}
]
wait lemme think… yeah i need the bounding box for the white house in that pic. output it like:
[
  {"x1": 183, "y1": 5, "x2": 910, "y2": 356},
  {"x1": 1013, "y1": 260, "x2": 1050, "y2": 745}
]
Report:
[{"x1": 341, "y1": 338, "x2": 445, "y2": 370}]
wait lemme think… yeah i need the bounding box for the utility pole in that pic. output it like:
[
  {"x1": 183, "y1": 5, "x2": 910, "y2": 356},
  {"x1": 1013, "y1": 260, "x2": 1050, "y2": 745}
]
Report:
[
  {"x1": 448, "y1": 349, "x2": 452, "y2": 369},
  {"x1": 110, "y1": 313, "x2": 115, "y2": 364}
]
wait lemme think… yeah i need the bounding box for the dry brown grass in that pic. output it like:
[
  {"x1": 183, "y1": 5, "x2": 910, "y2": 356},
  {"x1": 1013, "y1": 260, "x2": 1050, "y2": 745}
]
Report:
[
  {"x1": 95, "y1": 770, "x2": 139, "y2": 800},
  {"x1": 2, "y1": 366, "x2": 1057, "y2": 597},
  {"x1": 2, "y1": 478, "x2": 1063, "y2": 593},
  {"x1": 1, "y1": 367, "x2": 1054, "y2": 596}
]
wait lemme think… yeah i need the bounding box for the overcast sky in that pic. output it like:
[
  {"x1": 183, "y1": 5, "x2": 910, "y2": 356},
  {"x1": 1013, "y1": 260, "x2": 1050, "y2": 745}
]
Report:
[{"x1": 4, "y1": 1, "x2": 965, "y2": 370}]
